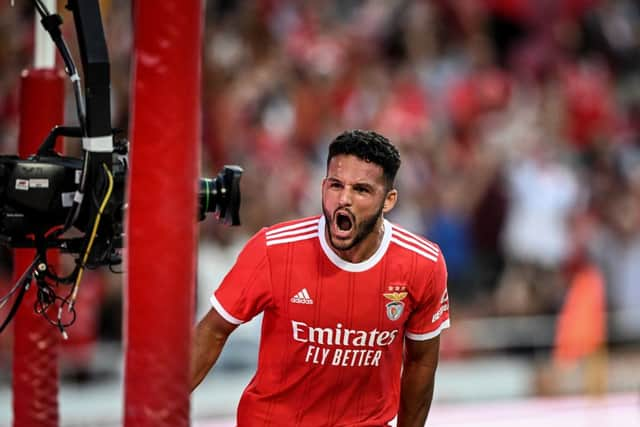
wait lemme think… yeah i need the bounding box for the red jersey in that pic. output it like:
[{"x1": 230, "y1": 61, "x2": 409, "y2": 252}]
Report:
[{"x1": 212, "y1": 215, "x2": 450, "y2": 426}]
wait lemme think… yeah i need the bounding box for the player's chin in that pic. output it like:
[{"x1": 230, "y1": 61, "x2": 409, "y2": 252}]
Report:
[{"x1": 329, "y1": 233, "x2": 355, "y2": 250}]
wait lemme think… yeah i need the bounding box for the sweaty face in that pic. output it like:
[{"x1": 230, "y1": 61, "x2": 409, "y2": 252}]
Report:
[{"x1": 322, "y1": 154, "x2": 396, "y2": 258}]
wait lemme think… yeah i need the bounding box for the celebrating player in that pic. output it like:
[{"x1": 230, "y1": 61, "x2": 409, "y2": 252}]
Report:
[{"x1": 191, "y1": 130, "x2": 450, "y2": 426}]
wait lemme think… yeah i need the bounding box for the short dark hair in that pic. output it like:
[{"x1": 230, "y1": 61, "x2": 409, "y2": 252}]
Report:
[{"x1": 328, "y1": 130, "x2": 401, "y2": 189}]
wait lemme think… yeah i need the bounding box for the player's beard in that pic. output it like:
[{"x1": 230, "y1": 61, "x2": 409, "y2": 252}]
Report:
[{"x1": 323, "y1": 202, "x2": 384, "y2": 253}]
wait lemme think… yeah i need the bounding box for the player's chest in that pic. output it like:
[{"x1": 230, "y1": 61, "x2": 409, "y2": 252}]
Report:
[{"x1": 276, "y1": 266, "x2": 418, "y2": 330}]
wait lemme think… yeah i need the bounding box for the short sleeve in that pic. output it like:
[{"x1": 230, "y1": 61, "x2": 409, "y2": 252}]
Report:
[
  {"x1": 405, "y1": 250, "x2": 450, "y2": 340},
  {"x1": 211, "y1": 229, "x2": 272, "y2": 325}
]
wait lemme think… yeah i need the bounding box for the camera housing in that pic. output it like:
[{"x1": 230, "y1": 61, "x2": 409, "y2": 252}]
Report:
[
  {"x1": 0, "y1": 0, "x2": 243, "y2": 335},
  {"x1": 0, "y1": 150, "x2": 242, "y2": 266}
]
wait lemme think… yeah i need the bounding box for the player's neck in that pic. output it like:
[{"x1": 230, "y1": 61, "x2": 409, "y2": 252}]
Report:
[{"x1": 330, "y1": 218, "x2": 385, "y2": 264}]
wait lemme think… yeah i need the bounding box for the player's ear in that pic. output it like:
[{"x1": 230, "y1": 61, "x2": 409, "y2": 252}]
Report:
[{"x1": 383, "y1": 189, "x2": 397, "y2": 214}]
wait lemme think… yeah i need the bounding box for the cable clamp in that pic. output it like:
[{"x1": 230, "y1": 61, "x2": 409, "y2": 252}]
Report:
[{"x1": 82, "y1": 135, "x2": 113, "y2": 152}]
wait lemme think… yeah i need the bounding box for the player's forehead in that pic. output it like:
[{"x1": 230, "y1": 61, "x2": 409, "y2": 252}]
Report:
[{"x1": 326, "y1": 154, "x2": 385, "y2": 185}]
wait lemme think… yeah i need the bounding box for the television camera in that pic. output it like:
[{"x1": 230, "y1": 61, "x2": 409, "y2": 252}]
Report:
[{"x1": 0, "y1": 0, "x2": 242, "y2": 337}]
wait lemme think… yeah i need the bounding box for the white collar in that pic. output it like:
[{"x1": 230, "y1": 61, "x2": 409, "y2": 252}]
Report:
[{"x1": 318, "y1": 215, "x2": 391, "y2": 272}]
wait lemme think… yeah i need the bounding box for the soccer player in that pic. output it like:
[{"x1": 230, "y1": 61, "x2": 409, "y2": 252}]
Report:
[{"x1": 191, "y1": 130, "x2": 450, "y2": 426}]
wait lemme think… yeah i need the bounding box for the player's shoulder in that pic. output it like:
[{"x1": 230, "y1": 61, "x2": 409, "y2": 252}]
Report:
[
  {"x1": 262, "y1": 215, "x2": 321, "y2": 247},
  {"x1": 387, "y1": 221, "x2": 442, "y2": 264}
]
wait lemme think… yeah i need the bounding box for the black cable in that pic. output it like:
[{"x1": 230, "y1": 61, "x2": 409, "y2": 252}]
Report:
[
  {"x1": 33, "y1": 272, "x2": 77, "y2": 331},
  {"x1": 0, "y1": 278, "x2": 28, "y2": 334},
  {"x1": 34, "y1": 280, "x2": 56, "y2": 309},
  {"x1": 35, "y1": 288, "x2": 77, "y2": 332},
  {"x1": 31, "y1": 0, "x2": 89, "y2": 234},
  {"x1": 0, "y1": 256, "x2": 40, "y2": 334},
  {"x1": 0, "y1": 277, "x2": 27, "y2": 308},
  {"x1": 43, "y1": 261, "x2": 77, "y2": 285},
  {"x1": 77, "y1": 164, "x2": 111, "y2": 266},
  {"x1": 36, "y1": 4, "x2": 87, "y2": 133},
  {"x1": 108, "y1": 263, "x2": 123, "y2": 274},
  {"x1": 33, "y1": 0, "x2": 49, "y2": 18}
]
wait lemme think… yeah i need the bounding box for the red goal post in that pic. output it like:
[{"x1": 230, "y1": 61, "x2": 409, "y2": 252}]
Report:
[{"x1": 124, "y1": 0, "x2": 203, "y2": 426}]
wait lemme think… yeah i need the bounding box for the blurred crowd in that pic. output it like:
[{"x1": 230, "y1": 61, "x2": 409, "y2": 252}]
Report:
[
  {"x1": 1, "y1": 0, "x2": 639, "y2": 369},
  {"x1": 195, "y1": 0, "x2": 640, "y2": 347}
]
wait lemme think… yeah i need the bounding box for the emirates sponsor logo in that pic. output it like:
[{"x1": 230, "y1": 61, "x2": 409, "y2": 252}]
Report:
[{"x1": 291, "y1": 320, "x2": 400, "y2": 367}]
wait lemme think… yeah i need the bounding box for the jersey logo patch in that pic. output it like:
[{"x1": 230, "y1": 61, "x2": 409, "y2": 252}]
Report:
[
  {"x1": 383, "y1": 284, "x2": 408, "y2": 321},
  {"x1": 291, "y1": 288, "x2": 314, "y2": 305},
  {"x1": 385, "y1": 301, "x2": 404, "y2": 321}
]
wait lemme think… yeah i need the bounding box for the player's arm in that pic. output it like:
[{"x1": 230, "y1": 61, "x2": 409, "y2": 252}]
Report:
[
  {"x1": 397, "y1": 335, "x2": 441, "y2": 427},
  {"x1": 399, "y1": 244, "x2": 449, "y2": 426},
  {"x1": 191, "y1": 228, "x2": 272, "y2": 391},
  {"x1": 190, "y1": 307, "x2": 237, "y2": 391}
]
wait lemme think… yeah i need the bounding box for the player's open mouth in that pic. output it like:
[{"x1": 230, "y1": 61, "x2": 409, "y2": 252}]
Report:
[{"x1": 333, "y1": 211, "x2": 354, "y2": 237}]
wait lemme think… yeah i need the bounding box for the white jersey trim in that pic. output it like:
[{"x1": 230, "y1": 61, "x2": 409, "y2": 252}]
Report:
[
  {"x1": 318, "y1": 215, "x2": 392, "y2": 272},
  {"x1": 391, "y1": 226, "x2": 439, "y2": 257},
  {"x1": 392, "y1": 225, "x2": 439, "y2": 251},
  {"x1": 266, "y1": 232, "x2": 317, "y2": 246},
  {"x1": 390, "y1": 237, "x2": 438, "y2": 262},
  {"x1": 405, "y1": 319, "x2": 450, "y2": 341},
  {"x1": 210, "y1": 294, "x2": 244, "y2": 325},
  {"x1": 265, "y1": 217, "x2": 320, "y2": 236},
  {"x1": 266, "y1": 225, "x2": 318, "y2": 240}
]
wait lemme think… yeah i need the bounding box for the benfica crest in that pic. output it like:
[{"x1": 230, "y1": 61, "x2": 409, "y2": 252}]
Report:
[{"x1": 383, "y1": 286, "x2": 408, "y2": 321}]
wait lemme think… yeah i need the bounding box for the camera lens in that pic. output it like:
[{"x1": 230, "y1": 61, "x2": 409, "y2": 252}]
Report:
[{"x1": 198, "y1": 165, "x2": 243, "y2": 225}]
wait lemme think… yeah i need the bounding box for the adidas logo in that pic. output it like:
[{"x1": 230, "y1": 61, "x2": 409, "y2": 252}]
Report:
[{"x1": 290, "y1": 288, "x2": 314, "y2": 305}]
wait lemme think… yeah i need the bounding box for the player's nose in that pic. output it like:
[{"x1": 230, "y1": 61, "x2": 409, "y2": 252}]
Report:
[{"x1": 338, "y1": 188, "x2": 353, "y2": 206}]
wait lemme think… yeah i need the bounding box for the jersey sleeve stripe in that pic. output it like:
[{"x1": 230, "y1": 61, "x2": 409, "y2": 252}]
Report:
[
  {"x1": 391, "y1": 231, "x2": 439, "y2": 257},
  {"x1": 210, "y1": 294, "x2": 244, "y2": 325},
  {"x1": 405, "y1": 319, "x2": 450, "y2": 341},
  {"x1": 391, "y1": 225, "x2": 439, "y2": 252},
  {"x1": 266, "y1": 225, "x2": 318, "y2": 240},
  {"x1": 265, "y1": 232, "x2": 318, "y2": 246},
  {"x1": 393, "y1": 233, "x2": 439, "y2": 257},
  {"x1": 265, "y1": 217, "x2": 320, "y2": 236},
  {"x1": 390, "y1": 237, "x2": 438, "y2": 262}
]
